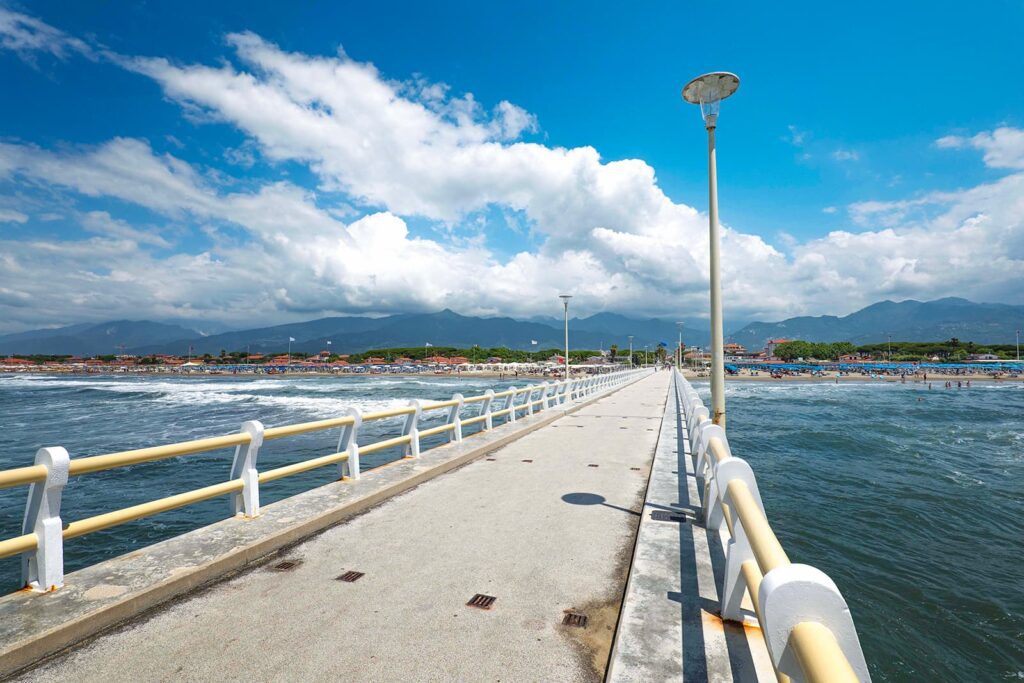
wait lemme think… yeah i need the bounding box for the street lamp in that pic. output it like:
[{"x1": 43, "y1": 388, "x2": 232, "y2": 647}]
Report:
[
  {"x1": 644, "y1": 344, "x2": 649, "y2": 367},
  {"x1": 628, "y1": 335, "x2": 634, "y2": 368},
  {"x1": 683, "y1": 71, "x2": 739, "y2": 430},
  {"x1": 559, "y1": 295, "x2": 572, "y2": 380},
  {"x1": 676, "y1": 322, "x2": 684, "y2": 369}
]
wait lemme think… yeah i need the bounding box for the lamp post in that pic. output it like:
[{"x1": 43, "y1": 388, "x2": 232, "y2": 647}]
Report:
[
  {"x1": 628, "y1": 335, "x2": 634, "y2": 368},
  {"x1": 887, "y1": 334, "x2": 892, "y2": 362},
  {"x1": 1016, "y1": 329, "x2": 1019, "y2": 361},
  {"x1": 683, "y1": 71, "x2": 738, "y2": 430},
  {"x1": 676, "y1": 321, "x2": 684, "y2": 369},
  {"x1": 644, "y1": 344, "x2": 649, "y2": 367},
  {"x1": 559, "y1": 295, "x2": 572, "y2": 380}
]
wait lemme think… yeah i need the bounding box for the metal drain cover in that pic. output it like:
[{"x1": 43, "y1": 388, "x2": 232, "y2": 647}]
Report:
[
  {"x1": 562, "y1": 611, "x2": 589, "y2": 628},
  {"x1": 467, "y1": 594, "x2": 497, "y2": 610},
  {"x1": 336, "y1": 570, "x2": 364, "y2": 582},
  {"x1": 271, "y1": 559, "x2": 301, "y2": 572}
]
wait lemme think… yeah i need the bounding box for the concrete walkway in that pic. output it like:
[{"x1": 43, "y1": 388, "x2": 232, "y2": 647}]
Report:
[
  {"x1": 15, "y1": 372, "x2": 671, "y2": 682},
  {"x1": 607, "y1": 374, "x2": 774, "y2": 682}
]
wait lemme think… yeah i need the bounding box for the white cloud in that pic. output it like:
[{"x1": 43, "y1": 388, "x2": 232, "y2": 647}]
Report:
[
  {"x1": 0, "y1": 8, "x2": 92, "y2": 63},
  {"x1": 80, "y1": 211, "x2": 172, "y2": 248},
  {"x1": 832, "y1": 149, "x2": 860, "y2": 162},
  {"x1": 0, "y1": 12, "x2": 1021, "y2": 334},
  {"x1": 936, "y1": 127, "x2": 1024, "y2": 169},
  {"x1": 786, "y1": 125, "x2": 807, "y2": 146},
  {"x1": 0, "y1": 208, "x2": 28, "y2": 224},
  {"x1": 822, "y1": 206, "x2": 837, "y2": 214}
]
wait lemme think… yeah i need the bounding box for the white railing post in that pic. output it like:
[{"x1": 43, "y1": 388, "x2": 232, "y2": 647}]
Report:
[
  {"x1": 482, "y1": 390, "x2": 495, "y2": 430},
  {"x1": 525, "y1": 385, "x2": 536, "y2": 415},
  {"x1": 694, "y1": 422, "x2": 726, "y2": 483},
  {"x1": 21, "y1": 446, "x2": 69, "y2": 592},
  {"x1": 715, "y1": 461, "x2": 768, "y2": 619},
  {"x1": 759, "y1": 564, "x2": 872, "y2": 682},
  {"x1": 230, "y1": 420, "x2": 263, "y2": 518},
  {"x1": 541, "y1": 381, "x2": 553, "y2": 410},
  {"x1": 506, "y1": 386, "x2": 518, "y2": 423},
  {"x1": 400, "y1": 400, "x2": 422, "y2": 458},
  {"x1": 446, "y1": 393, "x2": 464, "y2": 442},
  {"x1": 338, "y1": 406, "x2": 363, "y2": 477}
]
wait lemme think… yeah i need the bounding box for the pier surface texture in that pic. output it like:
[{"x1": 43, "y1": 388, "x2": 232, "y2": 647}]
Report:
[{"x1": 1, "y1": 370, "x2": 775, "y2": 681}]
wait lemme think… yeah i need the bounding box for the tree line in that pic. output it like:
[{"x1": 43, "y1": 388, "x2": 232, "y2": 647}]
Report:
[{"x1": 772, "y1": 339, "x2": 1021, "y2": 362}]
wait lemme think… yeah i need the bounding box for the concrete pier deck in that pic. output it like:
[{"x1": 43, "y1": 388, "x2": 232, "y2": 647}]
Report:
[
  {"x1": 608, "y1": 375, "x2": 773, "y2": 681},
  {"x1": 10, "y1": 372, "x2": 671, "y2": 682}
]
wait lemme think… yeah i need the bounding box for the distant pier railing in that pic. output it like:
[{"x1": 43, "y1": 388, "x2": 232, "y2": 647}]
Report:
[
  {"x1": 674, "y1": 368, "x2": 870, "y2": 683},
  {"x1": 0, "y1": 368, "x2": 648, "y2": 593}
]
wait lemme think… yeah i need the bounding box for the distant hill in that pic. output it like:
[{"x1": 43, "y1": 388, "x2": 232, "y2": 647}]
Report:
[
  {"x1": 5, "y1": 298, "x2": 1016, "y2": 356},
  {"x1": 729, "y1": 298, "x2": 1024, "y2": 349},
  {"x1": 1, "y1": 310, "x2": 684, "y2": 356},
  {"x1": 0, "y1": 320, "x2": 203, "y2": 356}
]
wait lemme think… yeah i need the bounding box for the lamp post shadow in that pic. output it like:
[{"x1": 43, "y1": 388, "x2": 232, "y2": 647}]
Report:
[{"x1": 561, "y1": 492, "x2": 640, "y2": 516}]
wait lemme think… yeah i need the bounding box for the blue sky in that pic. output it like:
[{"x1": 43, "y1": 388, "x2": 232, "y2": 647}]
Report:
[{"x1": 1, "y1": 1, "x2": 1022, "y2": 333}]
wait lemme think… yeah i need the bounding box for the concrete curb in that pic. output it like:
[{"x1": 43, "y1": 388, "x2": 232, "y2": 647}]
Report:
[{"x1": 0, "y1": 372, "x2": 651, "y2": 677}]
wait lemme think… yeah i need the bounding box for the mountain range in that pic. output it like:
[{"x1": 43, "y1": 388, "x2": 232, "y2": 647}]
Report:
[
  {"x1": 0, "y1": 311, "x2": 702, "y2": 357},
  {"x1": 727, "y1": 298, "x2": 1023, "y2": 347},
  {"x1": 0, "y1": 298, "x2": 1019, "y2": 356}
]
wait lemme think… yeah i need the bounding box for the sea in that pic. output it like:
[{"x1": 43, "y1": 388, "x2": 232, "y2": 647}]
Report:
[{"x1": 0, "y1": 373, "x2": 1021, "y2": 681}]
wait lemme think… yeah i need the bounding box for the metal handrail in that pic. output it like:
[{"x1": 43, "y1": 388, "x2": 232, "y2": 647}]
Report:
[
  {"x1": 674, "y1": 369, "x2": 867, "y2": 682},
  {"x1": 0, "y1": 367, "x2": 649, "y2": 592}
]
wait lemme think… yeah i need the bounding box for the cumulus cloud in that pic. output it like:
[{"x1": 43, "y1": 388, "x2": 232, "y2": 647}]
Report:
[
  {"x1": 936, "y1": 127, "x2": 1024, "y2": 169},
  {"x1": 0, "y1": 11, "x2": 1021, "y2": 334}
]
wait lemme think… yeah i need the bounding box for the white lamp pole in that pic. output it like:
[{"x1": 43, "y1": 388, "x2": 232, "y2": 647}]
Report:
[
  {"x1": 676, "y1": 321, "x2": 684, "y2": 370},
  {"x1": 683, "y1": 72, "x2": 738, "y2": 430},
  {"x1": 559, "y1": 295, "x2": 572, "y2": 380},
  {"x1": 628, "y1": 335, "x2": 634, "y2": 368}
]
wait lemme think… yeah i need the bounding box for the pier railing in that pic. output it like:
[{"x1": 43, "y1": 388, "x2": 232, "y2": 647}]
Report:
[
  {"x1": 0, "y1": 368, "x2": 648, "y2": 593},
  {"x1": 673, "y1": 369, "x2": 870, "y2": 683}
]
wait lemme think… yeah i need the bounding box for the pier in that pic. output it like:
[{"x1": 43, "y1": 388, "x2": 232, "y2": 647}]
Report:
[{"x1": 0, "y1": 369, "x2": 869, "y2": 681}]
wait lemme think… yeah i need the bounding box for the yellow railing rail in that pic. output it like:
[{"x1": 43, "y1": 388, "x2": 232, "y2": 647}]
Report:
[
  {"x1": 2, "y1": 367, "x2": 648, "y2": 592},
  {"x1": 675, "y1": 370, "x2": 868, "y2": 682}
]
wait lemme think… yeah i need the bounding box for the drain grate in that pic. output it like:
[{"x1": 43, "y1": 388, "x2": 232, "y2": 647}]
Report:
[
  {"x1": 562, "y1": 611, "x2": 589, "y2": 628},
  {"x1": 588, "y1": 464, "x2": 599, "y2": 468},
  {"x1": 486, "y1": 458, "x2": 496, "y2": 461},
  {"x1": 651, "y1": 510, "x2": 689, "y2": 523},
  {"x1": 271, "y1": 559, "x2": 301, "y2": 572},
  {"x1": 630, "y1": 467, "x2": 642, "y2": 471},
  {"x1": 335, "y1": 570, "x2": 364, "y2": 583},
  {"x1": 467, "y1": 594, "x2": 497, "y2": 610},
  {"x1": 522, "y1": 459, "x2": 533, "y2": 463}
]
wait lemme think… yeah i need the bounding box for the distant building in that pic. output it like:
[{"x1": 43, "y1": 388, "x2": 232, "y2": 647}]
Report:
[
  {"x1": 1, "y1": 357, "x2": 35, "y2": 365},
  {"x1": 764, "y1": 338, "x2": 791, "y2": 359},
  {"x1": 968, "y1": 353, "x2": 999, "y2": 361},
  {"x1": 723, "y1": 343, "x2": 747, "y2": 357}
]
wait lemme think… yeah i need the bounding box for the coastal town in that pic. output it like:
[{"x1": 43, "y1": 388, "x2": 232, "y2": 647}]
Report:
[{"x1": 2, "y1": 337, "x2": 1019, "y2": 380}]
